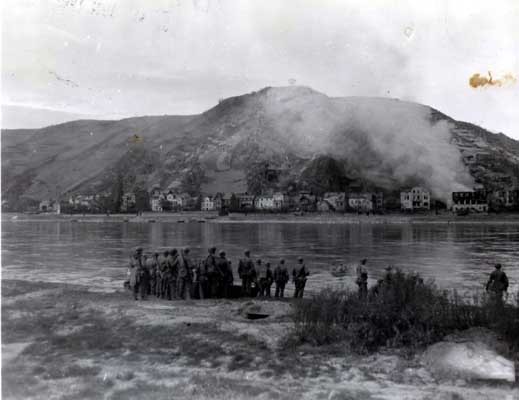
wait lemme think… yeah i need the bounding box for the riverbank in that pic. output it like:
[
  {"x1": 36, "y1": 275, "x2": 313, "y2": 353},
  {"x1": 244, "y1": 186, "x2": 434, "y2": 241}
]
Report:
[
  {"x1": 2, "y1": 279, "x2": 517, "y2": 400},
  {"x1": 5, "y1": 211, "x2": 519, "y2": 225}
]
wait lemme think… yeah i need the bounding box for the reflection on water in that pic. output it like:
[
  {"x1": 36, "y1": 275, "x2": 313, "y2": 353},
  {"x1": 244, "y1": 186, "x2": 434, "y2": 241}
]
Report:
[{"x1": 2, "y1": 220, "x2": 518, "y2": 294}]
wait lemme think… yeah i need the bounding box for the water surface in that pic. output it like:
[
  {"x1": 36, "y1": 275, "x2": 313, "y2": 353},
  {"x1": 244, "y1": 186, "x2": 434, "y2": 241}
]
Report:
[{"x1": 2, "y1": 218, "x2": 518, "y2": 295}]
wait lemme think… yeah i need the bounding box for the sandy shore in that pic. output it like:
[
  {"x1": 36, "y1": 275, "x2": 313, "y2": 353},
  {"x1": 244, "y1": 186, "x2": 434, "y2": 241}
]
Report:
[{"x1": 2, "y1": 279, "x2": 517, "y2": 400}]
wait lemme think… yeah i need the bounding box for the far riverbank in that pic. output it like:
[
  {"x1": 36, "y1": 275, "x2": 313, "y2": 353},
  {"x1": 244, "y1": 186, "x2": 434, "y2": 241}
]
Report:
[{"x1": 4, "y1": 211, "x2": 519, "y2": 225}]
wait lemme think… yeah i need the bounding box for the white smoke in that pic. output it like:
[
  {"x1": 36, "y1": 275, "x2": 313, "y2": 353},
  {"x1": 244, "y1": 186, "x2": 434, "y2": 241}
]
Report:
[{"x1": 259, "y1": 87, "x2": 474, "y2": 202}]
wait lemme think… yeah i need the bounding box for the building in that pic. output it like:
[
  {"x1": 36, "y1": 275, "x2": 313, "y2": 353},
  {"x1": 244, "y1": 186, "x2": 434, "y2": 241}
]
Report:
[
  {"x1": 452, "y1": 190, "x2": 488, "y2": 213},
  {"x1": 254, "y1": 195, "x2": 275, "y2": 210},
  {"x1": 237, "y1": 193, "x2": 255, "y2": 210},
  {"x1": 150, "y1": 191, "x2": 165, "y2": 212},
  {"x1": 68, "y1": 195, "x2": 96, "y2": 208},
  {"x1": 39, "y1": 199, "x2": 60, "y2": 213},
  {"x1": 121, "y1": 192, "x2": 136, "y2": 212},
  {"x1": 165, "y1": 191, "x2": 184, "y2": 210},
  {"x1": 317, "y1": 200, "x2": 333, "y2": 212},
  {"x1": 201, "y1": 196, "x2": 216, "y2": 211},
  {"x1": 373, "y1": 192, "x2": 384, "y2": 211},
  {"x1": 213, "y1": 193, "x2": 224, "y2": 210},
  {"x1": 296, "y1": 191, "x2": 317, "y2": 212},
  {"x1": 348, "y1": 193, "x2": 373, "y2": 212},
  {"x1": 323, "y1": 192, "x2": 346, "y2": 212},
  {"x1": 400, "y1": 187, "x2": 431, "y2": 211},
  {"x1": 272, "y1": 192, "x2": 287, "y2": 210},
  {"x1": 492, "y1": 189, "x2": 519, "y2": 209}
]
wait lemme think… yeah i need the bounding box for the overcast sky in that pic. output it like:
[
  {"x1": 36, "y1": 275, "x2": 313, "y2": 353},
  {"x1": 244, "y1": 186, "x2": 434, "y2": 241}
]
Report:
[{"x1": 2, "y1": 0, "x2": 519, "y2": 139}]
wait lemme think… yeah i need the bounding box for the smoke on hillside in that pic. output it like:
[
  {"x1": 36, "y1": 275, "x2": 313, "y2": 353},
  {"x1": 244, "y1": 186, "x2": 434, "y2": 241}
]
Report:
[{"x1": 259, "y1": 87, "x2": 474, "y2": 202}]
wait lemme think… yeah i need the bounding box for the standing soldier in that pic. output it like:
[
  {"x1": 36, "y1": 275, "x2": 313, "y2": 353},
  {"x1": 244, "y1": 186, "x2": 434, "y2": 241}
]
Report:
[
  {"x1": 168, "y1": 249, "x2": 179, "y2": 300},
  {"x1": 177, "y1": 247, "x2": 193, "y2": 300},
  {"x1": 486, "y1": 263, "x2": 509, "y2": 303},
  {"x1": 238, "y1": 250, "x2": 255, "y2": 297},
  {"x1": 292, "y1": 257, "x2": 310, "y2": 298},
  {"x1": 139, "y1": 254, "x2": 151, "y2": 300},
  {"x1": 157, "y1": 250, "x2": 169, "y2": 299},
  {"x1": 257, "y1": 260, "x2": 273, "y2": 297},
  {"x1": 193, "y1": 260, "x2": 206, "y2": 299},
  {"x1": 356, "y1": 259, "x2": 368, "y2": 282},
  {"x1": 357, "y1": 271, "x2": 368, "y2": 300},
  {"x1": 216, "y1": 251, "x2": 233, "y2": 298},
  {"x1": 129, "y1": 247, "x2": 144, "y2": 300},
  {"x1": 273, "y1": 259, "x2": 289, "y2": 298},
  {"x1": 204, "y1": 247, "x2": 221, "y2": 298},
  {"x1": 146, "y1": 252, "x2": 158, "y2": 296}
]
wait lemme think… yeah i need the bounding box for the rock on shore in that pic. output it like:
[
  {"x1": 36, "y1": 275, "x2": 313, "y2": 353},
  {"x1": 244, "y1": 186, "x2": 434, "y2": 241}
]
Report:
[{"x1": 422, "y1": 328, "x2": 515, "y2": 383}]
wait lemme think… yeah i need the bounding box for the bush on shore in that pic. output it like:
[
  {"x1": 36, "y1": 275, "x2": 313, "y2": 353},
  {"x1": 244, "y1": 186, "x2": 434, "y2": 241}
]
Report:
[{"x1": 290, "y1": 270, "x2": 519, "y2": 356}]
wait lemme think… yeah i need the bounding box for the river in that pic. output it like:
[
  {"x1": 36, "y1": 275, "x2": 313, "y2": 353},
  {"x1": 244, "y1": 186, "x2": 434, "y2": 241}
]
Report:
[{"x1": 2, "y1": 217, "x2": 519, "y2": 296}]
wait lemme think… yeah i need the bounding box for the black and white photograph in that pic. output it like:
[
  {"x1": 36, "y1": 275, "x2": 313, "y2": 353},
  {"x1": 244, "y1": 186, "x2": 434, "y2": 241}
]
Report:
[{"x1": 1, "y1": 1, "x2": 519, "y2": 398}]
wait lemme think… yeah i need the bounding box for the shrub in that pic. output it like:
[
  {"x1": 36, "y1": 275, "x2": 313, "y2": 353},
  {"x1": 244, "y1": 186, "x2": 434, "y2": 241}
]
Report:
[{"x1": 291, "y1": 270, "x2": 519, "y2": 355}]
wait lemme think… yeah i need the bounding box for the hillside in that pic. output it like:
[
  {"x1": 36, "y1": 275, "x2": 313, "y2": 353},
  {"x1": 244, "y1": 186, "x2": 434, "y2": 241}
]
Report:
[{"x1": 2, "y1": 86, "x2": 518, "y2": 207}]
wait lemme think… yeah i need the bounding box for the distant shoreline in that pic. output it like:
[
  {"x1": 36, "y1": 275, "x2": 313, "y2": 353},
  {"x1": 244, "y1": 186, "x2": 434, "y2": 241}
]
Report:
[{"x1": 4, "y1": 211, "x2": 519, "y2": 225}]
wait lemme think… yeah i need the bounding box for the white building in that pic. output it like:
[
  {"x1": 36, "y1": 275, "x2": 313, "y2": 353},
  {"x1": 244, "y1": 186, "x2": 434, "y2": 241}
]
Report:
[
  {"x1": 272, "y1": 193, "x2": 287, "y2": 210},
  {"x1": 202, "y1": 196, "x2": 216, "y2": 211},
  {"x1": 255, "y1": 195, "x2": 275, "y2": 210},
  {"x1": 348, "y1": 193, "x2": 373, "y2": 212},
  {"x1": 400, "y1": 187, "x2": 430, "y2": 211},
  {"x1": 150, "y1": 194, "x2": 165, "y2": 212}
]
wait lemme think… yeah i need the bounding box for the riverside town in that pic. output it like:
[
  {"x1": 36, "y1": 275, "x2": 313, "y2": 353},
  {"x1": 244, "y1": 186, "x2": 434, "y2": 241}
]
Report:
[{"x1": 19, "y1": 185, "x2": 519, "y2": 215}]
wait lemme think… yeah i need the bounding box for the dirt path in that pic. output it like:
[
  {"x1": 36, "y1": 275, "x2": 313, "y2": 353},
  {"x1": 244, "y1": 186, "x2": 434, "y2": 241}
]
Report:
[{"x1": 2, "y1": 279, "x2": 517, "y2": 399}]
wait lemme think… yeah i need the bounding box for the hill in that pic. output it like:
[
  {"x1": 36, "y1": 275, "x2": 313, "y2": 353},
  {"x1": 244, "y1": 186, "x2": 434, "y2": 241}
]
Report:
[{"x1": 2, "y1": 86, "x2": 518, "y2": 207}]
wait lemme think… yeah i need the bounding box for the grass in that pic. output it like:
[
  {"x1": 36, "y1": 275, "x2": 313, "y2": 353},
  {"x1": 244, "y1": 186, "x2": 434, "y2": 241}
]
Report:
[{"x1": 289, "y1": 270, "x2": 519, "y2": 357}]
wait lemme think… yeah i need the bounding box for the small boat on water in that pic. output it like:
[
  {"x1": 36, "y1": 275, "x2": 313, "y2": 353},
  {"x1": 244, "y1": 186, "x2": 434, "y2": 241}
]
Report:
[
  {"x1": 197, "y1": 219, "x2": 206, "y2": 223},
  {"x1": 330, "y1": 264, "x2": 349, "y2": 277},
  {"x1": 148, "y1": 219, "x2": 156, "y2": 223},
  {"x1": 177, "y1": 220, "x2": 185, "y2": 223}
]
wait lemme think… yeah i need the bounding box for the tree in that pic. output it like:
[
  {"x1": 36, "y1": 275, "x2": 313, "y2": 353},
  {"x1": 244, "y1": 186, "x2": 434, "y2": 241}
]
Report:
[
  {"x1": 160, "y1": 198, "x2": 172, "y2": 212},
  {"x1": 229, "y1": 193, "x2": 240, "y2": 212},
  {"x1": 111, "y1": 173, "x2": 124, "y2": 213},
  {"x1": 135, "y1": 188, "x2": 150, "y2": 212}
]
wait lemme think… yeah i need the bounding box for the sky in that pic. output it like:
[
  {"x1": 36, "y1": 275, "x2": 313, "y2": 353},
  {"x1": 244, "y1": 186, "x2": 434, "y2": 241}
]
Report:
[{"x1": 2, "y1": 0, "x2": 519, "y2": 139}]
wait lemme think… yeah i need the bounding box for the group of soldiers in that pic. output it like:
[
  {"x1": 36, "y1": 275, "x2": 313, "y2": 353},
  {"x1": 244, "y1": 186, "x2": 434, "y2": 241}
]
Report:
[{"x1": 127, "y1": 247, "x2": 310, "y2": 301}]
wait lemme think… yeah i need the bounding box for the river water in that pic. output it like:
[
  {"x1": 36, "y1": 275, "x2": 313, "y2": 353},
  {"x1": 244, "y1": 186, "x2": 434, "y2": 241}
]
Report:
[{"x1": 2, "y1": 217, "x2": 519, "y2": 296}]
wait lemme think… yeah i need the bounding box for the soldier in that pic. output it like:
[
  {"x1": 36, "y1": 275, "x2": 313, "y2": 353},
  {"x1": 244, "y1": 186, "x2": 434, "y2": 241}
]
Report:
[
  {"x1": 157, "y1": 250, "x2": 169, "y2": 299},
  {"x1": 204, "y1": 247, "x2": 221, "y2": 298},
  {"x1": 139, "y1": 254, "x2": 151, "y2": 300},
  {"x1": 193, "y1": 260, "x2": 206, "y2": 300},
  {"x1": 292, "y1": 257, "x2": 310, "y2": 298},
  {"x1": 128, "y1": 247, "x2": 144, "y2": 300},
  {"x1": 238, "y1": 250, "x2": 255, "y2": 297},
  {"x1": 168, "y1": 249, "x2": 179, "y2": 300},
  {"x1": 273, "y1": 259, "x2": 289, "y2": 298},
  {"x1": 486, "y1": 263, "x2": 509, "y2": 302},
  {"x1": 357, "y1": 271, "x2": 368, "y2": 300},
  {"x1": 257, "y1": 260, "x2": 273, "y2": 297},
  {"x1": 177, "y1": 247, "x2": 193, "y2": 300},
  {"x1": 356, "y1": 259, "x2": 368, "y2": 281},
  {"x1": 145, "y1": 252, "x2": 158, "y2": 296},
  {"x1": 216, "y1": 251, "x2": 233, "y2": 298},
  {"x1": 153, "y1": 252, "x2": 162, "y2": 298}
]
